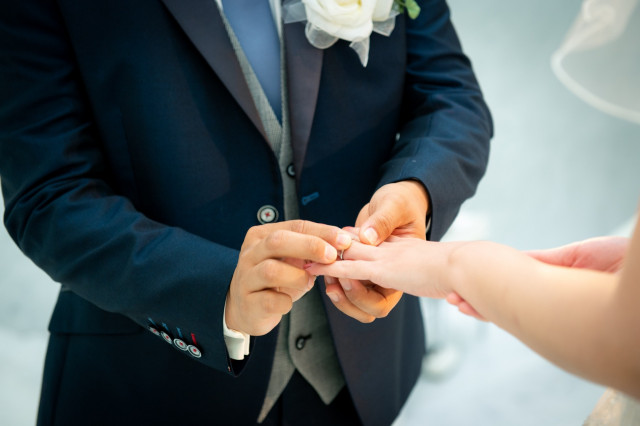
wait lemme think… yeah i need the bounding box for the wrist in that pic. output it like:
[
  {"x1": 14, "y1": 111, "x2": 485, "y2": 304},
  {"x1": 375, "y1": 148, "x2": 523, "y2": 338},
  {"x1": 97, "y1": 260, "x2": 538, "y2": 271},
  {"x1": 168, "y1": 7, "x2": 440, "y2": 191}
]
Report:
[
  {"x1": 401, "y1": 180, "x2": 429, "y2": 209},
  {"x1": 223, "y1": 296, "x2": 250, "y2": 360},
  {"x1": 224, "y1": 291, "x2": 240, "y2": 333},
  {"x1": 444, "y1": 241, "x2": 475, "y2": 296}
]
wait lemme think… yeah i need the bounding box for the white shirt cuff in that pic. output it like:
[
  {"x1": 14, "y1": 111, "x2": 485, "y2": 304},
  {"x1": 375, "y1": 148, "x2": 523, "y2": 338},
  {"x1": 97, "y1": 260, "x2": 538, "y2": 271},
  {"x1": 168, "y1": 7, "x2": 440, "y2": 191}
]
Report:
[{"x1": 223, "y1": 302, "x2": 250, "y2": 360}]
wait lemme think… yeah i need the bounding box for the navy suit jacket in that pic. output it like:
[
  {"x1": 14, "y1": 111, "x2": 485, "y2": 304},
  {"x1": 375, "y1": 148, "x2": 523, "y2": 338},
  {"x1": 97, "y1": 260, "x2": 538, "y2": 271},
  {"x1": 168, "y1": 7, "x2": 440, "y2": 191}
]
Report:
[{"x1": 0, "y1": 0, "x2": 492, "y2": 425}]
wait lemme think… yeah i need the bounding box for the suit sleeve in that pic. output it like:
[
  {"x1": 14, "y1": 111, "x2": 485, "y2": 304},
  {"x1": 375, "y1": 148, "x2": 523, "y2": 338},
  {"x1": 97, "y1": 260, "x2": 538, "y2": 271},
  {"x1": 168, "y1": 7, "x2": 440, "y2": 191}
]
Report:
[
  {"x1": 378, "y1": 0, "x2": 493, "y2": 241},
  {"x1": 0, "y1": 1, "x2": 240, "y2": 374}
]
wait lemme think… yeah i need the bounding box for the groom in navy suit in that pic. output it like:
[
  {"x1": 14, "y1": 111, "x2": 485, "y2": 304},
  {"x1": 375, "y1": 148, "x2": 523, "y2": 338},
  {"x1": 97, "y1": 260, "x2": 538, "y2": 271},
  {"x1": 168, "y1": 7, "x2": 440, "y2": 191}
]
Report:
[{"x1": 0, "y1": 0, "x2": 491, "y2": 425}]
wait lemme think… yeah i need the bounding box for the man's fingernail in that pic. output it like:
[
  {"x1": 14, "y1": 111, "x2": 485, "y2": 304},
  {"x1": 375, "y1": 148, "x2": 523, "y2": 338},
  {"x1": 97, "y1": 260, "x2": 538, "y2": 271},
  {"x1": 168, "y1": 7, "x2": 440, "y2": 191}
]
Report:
[
  {"x1": 364, "y1": 228, "x2": 378, "y2": 244},
  {"x1": 327, "y1": 292, "x2": 339, "y2": 302},
  {"x1": 341, "y1": 279, "x2": 352, "y2": 291},
  {"x1": 325, "y1": 245, "x2": 337, "y2": 261},
  {"x1": 336, "y1": 232, "x2": 351, "y2": 248}
]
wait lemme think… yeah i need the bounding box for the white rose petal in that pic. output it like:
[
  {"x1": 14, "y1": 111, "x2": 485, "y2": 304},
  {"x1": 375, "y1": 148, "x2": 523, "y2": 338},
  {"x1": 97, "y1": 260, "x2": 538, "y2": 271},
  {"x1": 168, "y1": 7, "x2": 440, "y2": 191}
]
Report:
[
  {"x1": 285, "y1": 0, "x2": 399, "y2": 67},
  {"x1": 372, "y1": 0, "x2": 395, "y2": 21},
  {"x1": 303, "y1": 0, "x2": 377, "y2": 41}
]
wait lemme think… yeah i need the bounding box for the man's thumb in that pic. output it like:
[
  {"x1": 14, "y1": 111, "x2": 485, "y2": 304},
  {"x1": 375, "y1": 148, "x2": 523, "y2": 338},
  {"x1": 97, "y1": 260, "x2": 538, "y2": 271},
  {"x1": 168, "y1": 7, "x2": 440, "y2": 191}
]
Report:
[{"x1": 359, "y1": 207, "x2": 399, "y2": 246}]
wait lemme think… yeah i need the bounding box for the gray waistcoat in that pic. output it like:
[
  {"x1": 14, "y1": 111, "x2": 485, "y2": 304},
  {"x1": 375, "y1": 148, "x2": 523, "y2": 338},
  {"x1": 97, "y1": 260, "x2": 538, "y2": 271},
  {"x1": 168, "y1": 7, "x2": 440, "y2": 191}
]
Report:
[{"x1": 218, "y1": 12, "x2": 345, "y2": 423}]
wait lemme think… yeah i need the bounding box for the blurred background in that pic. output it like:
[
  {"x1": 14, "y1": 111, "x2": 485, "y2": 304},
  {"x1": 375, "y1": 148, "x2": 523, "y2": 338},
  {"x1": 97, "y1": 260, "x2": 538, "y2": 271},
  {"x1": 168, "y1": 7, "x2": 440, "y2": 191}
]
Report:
[{"x1": 1, "y1": 0, "x2": 639, "y2": 424}]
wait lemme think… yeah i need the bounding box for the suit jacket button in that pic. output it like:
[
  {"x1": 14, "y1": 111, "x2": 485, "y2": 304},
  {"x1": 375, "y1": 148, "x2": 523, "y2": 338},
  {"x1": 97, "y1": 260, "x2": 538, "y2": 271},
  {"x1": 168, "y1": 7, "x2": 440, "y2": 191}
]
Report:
[
  {"x1": 257, "y1": 205, "x2": 278, "y2": 224},
  {"x1": 286, "y1": 163, "x2": 295, "y2": 178},
  {"x1": 187, "y1": 345, "x2": 202, "y2": 358},
  {"x1": 173, "y1": 338, "x2": 188, "y2": 351},
  {"x1": 160, "y1": 331, "x2": 173, "y2": 344}
]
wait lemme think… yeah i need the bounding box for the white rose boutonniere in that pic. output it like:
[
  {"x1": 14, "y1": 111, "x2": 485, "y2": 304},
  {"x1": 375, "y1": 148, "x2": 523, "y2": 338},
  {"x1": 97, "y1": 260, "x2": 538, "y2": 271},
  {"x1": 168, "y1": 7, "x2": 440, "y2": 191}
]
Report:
[{"x1": 283, "y1": 0, "x2": 421, "y2": 67}]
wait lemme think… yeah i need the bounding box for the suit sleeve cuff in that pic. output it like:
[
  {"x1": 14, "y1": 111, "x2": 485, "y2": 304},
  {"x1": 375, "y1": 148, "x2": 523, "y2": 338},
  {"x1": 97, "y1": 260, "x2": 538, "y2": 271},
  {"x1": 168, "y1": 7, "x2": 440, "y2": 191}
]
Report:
[{"x1": 223, "y1": 302, "x2": 251, "y2": 360}]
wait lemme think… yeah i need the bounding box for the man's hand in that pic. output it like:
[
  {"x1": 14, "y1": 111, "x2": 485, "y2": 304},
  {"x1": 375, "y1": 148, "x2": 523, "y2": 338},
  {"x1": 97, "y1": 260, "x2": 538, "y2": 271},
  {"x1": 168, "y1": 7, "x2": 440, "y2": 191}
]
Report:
[
  {"x1": 357, "y1": 180, "x2": 430, "y2": 245},
  {"x1": 226, "y1": 220, "x2": 352, "y2": 336},
  {"x1": 525, "y1": 236, "x2": 629, "y2": 273},
  {"x1": 324, "y1": 181, "x2": 430, "y2": 322}
]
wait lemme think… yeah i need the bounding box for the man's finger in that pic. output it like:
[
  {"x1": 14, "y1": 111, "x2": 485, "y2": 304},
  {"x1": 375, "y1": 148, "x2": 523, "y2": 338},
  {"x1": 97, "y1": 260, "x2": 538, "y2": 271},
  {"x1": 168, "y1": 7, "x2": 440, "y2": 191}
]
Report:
[
  {"x1": 269, "y1": 283, "x2": 312, "y2": 304},
  {"x1": 358, "y1": 198, "x2": 408, "y2": 245},
  {"x1": 254, "y1": 229, "x2": 349, "y2": 265},
  {"x1": 241, "y1": 290, "x2": 293, "y2": 335},
  {"x1": 249, "y1": 259, "x2": 314, "y2": 293},
  {"x1": 324, "y1": 280, "x2": 376, "y2": 323},
  {"x1": 355, "y1": 205, "x2": 369, "y2": 230},
  {"x1": 339, "y1": 279, "x2": 402, "y2": 318},
  {"x1": 252, "y1": 220, "x2": 352, "y2": 250},
  {"x1": 284, "y1": 220, "x2": 353, "y2": 250}
]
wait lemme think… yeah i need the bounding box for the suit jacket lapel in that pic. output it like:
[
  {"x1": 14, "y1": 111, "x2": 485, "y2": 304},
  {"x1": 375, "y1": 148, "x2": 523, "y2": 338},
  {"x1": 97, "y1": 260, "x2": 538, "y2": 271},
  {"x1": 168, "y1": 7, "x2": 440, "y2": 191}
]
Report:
[
  {"x1": 160, "y1": 0, "x2": 268, "y2": 141},
  {"x1": 284, "y1": 21, "x2": 323, "y2": 176},
  {"x1": 161, "y1": 0, "x2": 323, "y2": 171}
]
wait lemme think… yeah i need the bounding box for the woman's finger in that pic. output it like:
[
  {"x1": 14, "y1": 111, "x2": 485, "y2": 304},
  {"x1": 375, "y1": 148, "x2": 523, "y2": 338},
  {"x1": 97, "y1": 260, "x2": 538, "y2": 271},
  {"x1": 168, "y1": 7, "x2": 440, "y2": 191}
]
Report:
[{"x1": 304, "y1": 260, "x2": 376, "y2": 284}]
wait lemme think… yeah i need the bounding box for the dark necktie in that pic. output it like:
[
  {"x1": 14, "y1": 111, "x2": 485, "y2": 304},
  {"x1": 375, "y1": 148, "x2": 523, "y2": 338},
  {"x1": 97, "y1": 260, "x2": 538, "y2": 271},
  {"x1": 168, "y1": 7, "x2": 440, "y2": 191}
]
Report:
[{"x1": 221, "y1": 0, "x2": 282, "y2": 121}]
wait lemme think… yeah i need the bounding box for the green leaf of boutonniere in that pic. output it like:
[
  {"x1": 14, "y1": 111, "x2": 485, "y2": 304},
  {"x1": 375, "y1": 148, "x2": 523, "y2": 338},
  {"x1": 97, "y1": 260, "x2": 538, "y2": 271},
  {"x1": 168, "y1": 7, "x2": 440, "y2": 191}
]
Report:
[{"x1": 395, "y1": 0, "x2": 421, "y2": 19}]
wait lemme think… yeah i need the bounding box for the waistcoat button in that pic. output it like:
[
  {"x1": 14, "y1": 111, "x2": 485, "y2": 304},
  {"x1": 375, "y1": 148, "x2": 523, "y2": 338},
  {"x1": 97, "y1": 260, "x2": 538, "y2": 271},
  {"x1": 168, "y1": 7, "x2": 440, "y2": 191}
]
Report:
[{"x1": 295, "y1": 335, "x2": 309, "y2": 350}]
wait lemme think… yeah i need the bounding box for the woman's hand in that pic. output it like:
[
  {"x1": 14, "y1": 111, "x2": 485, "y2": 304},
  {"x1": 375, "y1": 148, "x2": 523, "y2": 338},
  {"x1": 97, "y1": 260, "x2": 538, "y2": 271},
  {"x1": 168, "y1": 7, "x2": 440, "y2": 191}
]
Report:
[
  {"x1": 526, "y1": 236, "x2": 629, "y2": 273},
  {"x1": 306, "y1": 236, "x2": 454, "y2": 300},
  {"x1": 447, "y1": 235, "x2": 630, "y2": 321}
]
